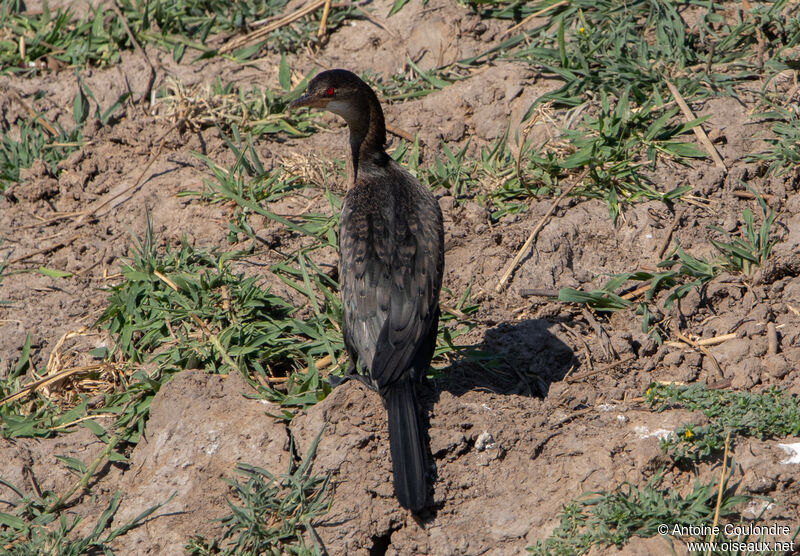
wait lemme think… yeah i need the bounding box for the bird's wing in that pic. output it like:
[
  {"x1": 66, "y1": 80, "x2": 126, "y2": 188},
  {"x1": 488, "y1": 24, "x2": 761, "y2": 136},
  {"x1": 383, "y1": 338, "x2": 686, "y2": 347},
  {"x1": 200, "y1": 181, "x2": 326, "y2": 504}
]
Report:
[{"x1": 339, "y1": 186, "x2": 443, "y2": 390}]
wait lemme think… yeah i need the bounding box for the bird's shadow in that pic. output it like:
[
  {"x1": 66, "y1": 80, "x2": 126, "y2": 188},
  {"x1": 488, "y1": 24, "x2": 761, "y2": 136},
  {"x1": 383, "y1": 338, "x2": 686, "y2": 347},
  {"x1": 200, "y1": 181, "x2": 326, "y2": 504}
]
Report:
[
  {"x1": 414, "y1": 317, "x2": 578, "y2": 520},
  {"x1": 433, "y1": 317, "x2": 577, "y2": 399}
]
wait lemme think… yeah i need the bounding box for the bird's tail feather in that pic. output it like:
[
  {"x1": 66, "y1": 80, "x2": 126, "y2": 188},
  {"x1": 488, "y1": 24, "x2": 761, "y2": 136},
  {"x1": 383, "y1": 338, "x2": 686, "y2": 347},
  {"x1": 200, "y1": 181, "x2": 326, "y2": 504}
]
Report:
[{"x1": 385, "y1": 382, "x2": 427, "y2": 511}]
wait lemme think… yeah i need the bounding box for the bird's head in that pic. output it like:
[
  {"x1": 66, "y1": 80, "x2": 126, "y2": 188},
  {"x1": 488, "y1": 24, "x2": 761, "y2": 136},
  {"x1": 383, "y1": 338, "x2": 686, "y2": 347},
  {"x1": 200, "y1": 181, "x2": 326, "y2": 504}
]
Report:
[{"x1": 288, "y1": 69, "x2": 373, "y2": 124}]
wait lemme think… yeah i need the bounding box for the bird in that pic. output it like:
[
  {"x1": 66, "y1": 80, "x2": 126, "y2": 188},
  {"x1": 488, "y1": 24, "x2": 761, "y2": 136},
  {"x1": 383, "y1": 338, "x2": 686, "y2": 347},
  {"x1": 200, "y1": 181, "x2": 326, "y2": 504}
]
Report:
[{"x1": 289, "y1": 69, "x2": 444, "y2": 511}]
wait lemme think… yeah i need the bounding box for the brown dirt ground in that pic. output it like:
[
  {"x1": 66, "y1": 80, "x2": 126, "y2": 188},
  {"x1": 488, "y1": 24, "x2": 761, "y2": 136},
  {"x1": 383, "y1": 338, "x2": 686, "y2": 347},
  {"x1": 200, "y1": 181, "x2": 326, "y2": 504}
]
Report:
[{"x1": 2, "y1": 0, "x2": 800, "y2": 554}]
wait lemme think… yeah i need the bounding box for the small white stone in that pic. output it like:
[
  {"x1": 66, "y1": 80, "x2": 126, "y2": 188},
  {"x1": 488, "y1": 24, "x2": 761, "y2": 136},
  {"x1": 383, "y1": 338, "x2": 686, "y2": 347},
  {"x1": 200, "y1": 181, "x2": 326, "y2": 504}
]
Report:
[
  {"x1": 777, "y1": 442, "x2": 800, "y2": 464},
  {"x1": 475, "y1": 431, "x2": 495, "y2": 451},
  {"x1": 634, "y1": 425, "x2": 672, "y2": 440}
]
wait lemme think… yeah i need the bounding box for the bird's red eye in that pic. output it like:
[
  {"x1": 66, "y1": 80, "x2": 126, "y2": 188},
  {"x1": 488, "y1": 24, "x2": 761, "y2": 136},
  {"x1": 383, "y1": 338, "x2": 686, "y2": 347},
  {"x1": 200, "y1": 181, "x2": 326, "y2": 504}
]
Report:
[{"x1": 325, "y1": 87, "x2": 334, "y2": 96}]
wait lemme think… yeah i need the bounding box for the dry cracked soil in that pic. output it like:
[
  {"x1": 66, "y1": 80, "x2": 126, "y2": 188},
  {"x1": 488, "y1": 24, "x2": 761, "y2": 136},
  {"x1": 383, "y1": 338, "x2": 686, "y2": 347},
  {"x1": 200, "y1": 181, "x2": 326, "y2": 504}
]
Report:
[{"x1": 2, "y1": 0, "x2": 800, "y2": 554}]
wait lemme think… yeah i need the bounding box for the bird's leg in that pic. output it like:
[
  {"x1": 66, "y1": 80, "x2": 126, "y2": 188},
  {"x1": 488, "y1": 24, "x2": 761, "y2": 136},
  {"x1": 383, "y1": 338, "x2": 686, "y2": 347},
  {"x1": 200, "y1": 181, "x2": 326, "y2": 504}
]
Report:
[{"x1": 328, "y1": 360, "x2": 378, "y2": 391}]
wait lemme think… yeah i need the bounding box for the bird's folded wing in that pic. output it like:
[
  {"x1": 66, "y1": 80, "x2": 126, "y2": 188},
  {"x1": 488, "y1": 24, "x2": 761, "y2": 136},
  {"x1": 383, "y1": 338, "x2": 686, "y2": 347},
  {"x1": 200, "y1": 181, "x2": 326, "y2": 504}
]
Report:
[{"x1": 340, "y1": 198, "x2": 442, "y2": 390}]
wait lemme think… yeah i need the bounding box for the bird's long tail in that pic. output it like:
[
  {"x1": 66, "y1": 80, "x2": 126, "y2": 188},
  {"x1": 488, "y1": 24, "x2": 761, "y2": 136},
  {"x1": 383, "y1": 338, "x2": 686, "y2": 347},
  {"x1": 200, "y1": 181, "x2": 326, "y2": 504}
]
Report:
[{"x1": 385, "y1": 381, "x2": 427, "y2": 511}]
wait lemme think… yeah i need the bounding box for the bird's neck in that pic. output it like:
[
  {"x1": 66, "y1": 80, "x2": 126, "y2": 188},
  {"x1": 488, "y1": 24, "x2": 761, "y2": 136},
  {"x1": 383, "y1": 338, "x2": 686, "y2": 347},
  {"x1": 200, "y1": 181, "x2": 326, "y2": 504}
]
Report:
[{"x1": 345, "y1": 94, "x2": 388, "y2": 185}]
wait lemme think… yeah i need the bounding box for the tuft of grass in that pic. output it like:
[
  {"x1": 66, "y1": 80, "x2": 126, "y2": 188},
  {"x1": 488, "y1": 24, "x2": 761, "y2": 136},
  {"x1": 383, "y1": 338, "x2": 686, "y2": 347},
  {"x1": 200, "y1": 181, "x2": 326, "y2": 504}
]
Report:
[
  {"x1": 0, "y1": 485, "x2": 165, "y2": 555},
  {"x1": 526, "y1": 471, "x2": 747, "y2": 555},
  {"x1": 0, "y1": 115, "x2": 81, "y2": 191},
  {"x1": 557, "y1": 193, "x2": 777, "y2": 342},
  {"x1": 1, "y1": 78, "x2": 127, "y2": 192},
  {"x1": 95, "y1": 214, "x2": 335, "y2": 411},
  {"x1": 708, "y1": 192, "x2": 778, "y2": 277},
  {"x1": 158, "y1": 58, "x2": 318, "y2": 138},
  {"x1": 390, "y1": 92, "x2": 704, "y2": 222},
  {"x1": 507, "y1": 0, "x2": 800, "y2": 108},
  {"x1": 0, "y1": 0, "x2": 358, "y2": 73},
  {"x1": 447, "y1": 0, "x2": 800, "y2": 219},
  {"x1": 646, "y1": 382, "x2": 800, "y2": 464},
  {"x1": 746, "y1": 103, "x2": 800, "y2": 176},
  {"x1": 185, "y1": 430, "x2": 331, "y2": 555},
  {"x1": 363, "y1": 57, "x2": 468, "y2": 102}
]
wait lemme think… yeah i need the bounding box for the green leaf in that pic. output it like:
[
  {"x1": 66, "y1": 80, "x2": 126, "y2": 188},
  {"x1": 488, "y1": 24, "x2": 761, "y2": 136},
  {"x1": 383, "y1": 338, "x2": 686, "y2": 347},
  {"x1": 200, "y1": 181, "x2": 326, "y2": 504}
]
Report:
[
  {"x1": 82, "y1": 419, "x2": 108, "y2": 439},
  {"x1": 36, "y1": 267, "x2": 73, "y2": 278},
  {"x1": 89, "y1": 346, "x2": 109, "y2": 359},
  {"x1": 233, "y1": 42, "x2": 263, "y2": 61},
  {"x1": 73, "y1": 87, "x2": 90, "y2": 126},
  {"x1": 13, "y1": 333, "x2": 31, "y2": 376},
  {"x1": 0, "y1": 512, "x2": 26, "y2": 530},
  {"x1": 278, "y1": 54, "x2": 291, "y2": 91},
  {"x1": 172, "y1": 42, "x2": 186, "y2": 63},
  {"x1": 388, "y1": 0, "x2": 410, "y2": 17}
]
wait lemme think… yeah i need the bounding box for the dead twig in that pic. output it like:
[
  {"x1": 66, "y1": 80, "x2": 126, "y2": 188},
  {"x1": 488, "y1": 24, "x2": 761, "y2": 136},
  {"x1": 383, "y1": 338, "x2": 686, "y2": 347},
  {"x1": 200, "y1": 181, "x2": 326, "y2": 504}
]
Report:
[
  {"x1": 705, "y1": 432, "x2": 731, "y2": 556},
  {"x1": 441, "y1": 304, "x2": 468, "y2": 320},
  {"x1": 221, "y1": 0, "x2": 327, "y2": 54},
  {"x1": 664, "y1": 79, "x2": 726, "y2": 170},
  {"x1": 620, "y1": 282, "x2": 653, "y2": 301},
  {"x1": 9, "y1": 90, "x2": 58, "y2": 136},
  {"x1": 655, "y1": 209, "x2": 682, "y2": 259},
  {"x1": 696, "y1": 333, "x2": 738, "y2": 347},
  {"x1": 300, "y1": 354, "x2": 334, "y2": 375},
  {"x1": 7, "y1": 233, "x2": 81, "y2": 266},
  {"x1": 76, "y1": 120, "x2": 182, "y2": 223},
  {"x1": 519, "y1": 288, "x2": 559, "y2": 298},
  {"x1": 317, "y1": 0, "x2": 332, "y2": 38},
  {"x1": 566, "y1": 355, "x2": 635, "y2": 384},
  {"x1": 386, "y1": 123, "x2": 417, "y2": 144},
  {"x1": 673, "y1": 326, "x2": 723, "y2": 379},
  {"x1": 732, "y1": 190, "x2": 774, "y2": 202},
  {"x1": 767, "y1": 322, "x2": 778, "y2": 355},
  {"x1": 496, "y1": 167, "x2": 590, "y2": 292},
  {"x1": 502, "y1": 0, "x2": 568, "y2": 37}
]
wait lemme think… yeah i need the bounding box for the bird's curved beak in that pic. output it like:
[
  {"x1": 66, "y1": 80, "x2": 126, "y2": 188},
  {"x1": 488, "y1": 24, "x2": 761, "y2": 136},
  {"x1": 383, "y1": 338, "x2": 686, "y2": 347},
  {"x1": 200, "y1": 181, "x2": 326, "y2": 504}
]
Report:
[{"x1": 288, "y1": 93, "x2": 327, "y2": 111}]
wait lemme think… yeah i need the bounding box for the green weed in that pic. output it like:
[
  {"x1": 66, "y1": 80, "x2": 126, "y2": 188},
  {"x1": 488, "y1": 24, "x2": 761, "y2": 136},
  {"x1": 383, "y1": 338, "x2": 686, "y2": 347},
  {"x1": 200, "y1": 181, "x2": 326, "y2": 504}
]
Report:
[
  {"x1": 746, "y1": 103, "x2": 800, "y2": 176},
  {"x1": 0, "y1": 115, "x2": 81, "y2": 192},
  {"x1": 448, "y1": 0, "x2": 800, "y2": 219},
  {"x1": 95, "y1": 215, "x2": 334, "y2": 411},
  {"x1": 1, "y1": 77, "x2": 128, "y2": 192},
  {"x1": 0, "y1": 484, "x2": 165, "y2": 555},
  {"x1": 558, "y1": 92, "x2": 704, "y2": 221},
  {"x1": 646, "y1": 382, "x2": 800, "y2": 464},
  {"x1": 557, "y1": 194, "x2": 777, "y2": 341},
  {"x1": 709, "y1": 193, "x2": 778, "y2": 276},
  {"x1": 185, "y1": 429, "x2": 331, "y2": 555},
  {"x1": 507, "y1": 0, "x2": 799, "y2": 108},
  {"x1": 527, "y1": 471, "x2": 746, "y2": 555},
  {"x1": 0, "y1": 0, "x2": 357, "y2": 72}
]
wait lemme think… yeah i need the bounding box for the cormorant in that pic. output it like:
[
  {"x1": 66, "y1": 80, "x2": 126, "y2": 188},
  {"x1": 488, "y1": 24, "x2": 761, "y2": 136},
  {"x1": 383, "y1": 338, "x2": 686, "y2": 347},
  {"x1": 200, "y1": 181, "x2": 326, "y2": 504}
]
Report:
[{"x1": 289, "y1": 69, "x2": 444, "y2": 512}]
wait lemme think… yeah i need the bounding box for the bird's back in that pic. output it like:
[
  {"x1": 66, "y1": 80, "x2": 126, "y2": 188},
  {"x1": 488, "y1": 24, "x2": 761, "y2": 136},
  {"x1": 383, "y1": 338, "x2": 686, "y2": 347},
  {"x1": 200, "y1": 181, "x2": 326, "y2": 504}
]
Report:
[{"x1": 339, "y1": 161, "x2": 444, "y2": 392}]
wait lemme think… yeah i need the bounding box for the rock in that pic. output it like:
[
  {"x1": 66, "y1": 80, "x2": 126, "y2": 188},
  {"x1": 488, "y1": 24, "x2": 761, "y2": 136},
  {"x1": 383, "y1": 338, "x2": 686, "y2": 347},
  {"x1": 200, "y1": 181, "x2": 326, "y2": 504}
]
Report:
[
  {"x1": 708, "y1": 338, "x2": 750, "y2": 365},
  {"x1": 108, "y1": 370, "x2": 289, "y2": 555},
  {"x1": 730, "y1": 357, "x2": 762, "y2": 389},
  {"x1": 764, "y1": 354, "x2": 791, "y2": 379}
]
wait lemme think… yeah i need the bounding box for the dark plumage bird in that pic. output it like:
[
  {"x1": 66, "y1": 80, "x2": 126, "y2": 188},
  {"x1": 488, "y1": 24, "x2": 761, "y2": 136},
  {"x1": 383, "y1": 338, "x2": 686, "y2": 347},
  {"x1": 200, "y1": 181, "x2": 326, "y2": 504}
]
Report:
[{"x1": 289, "y1": 70, "x2": 444, "y2": 511}]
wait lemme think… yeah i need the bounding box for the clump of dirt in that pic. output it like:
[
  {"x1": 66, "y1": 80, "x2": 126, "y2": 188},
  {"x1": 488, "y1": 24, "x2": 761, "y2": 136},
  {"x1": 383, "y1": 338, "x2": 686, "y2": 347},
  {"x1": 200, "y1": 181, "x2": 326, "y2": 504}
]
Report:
[{"x1": 2, "y1": 0, "x2": 800, "y2": 553}]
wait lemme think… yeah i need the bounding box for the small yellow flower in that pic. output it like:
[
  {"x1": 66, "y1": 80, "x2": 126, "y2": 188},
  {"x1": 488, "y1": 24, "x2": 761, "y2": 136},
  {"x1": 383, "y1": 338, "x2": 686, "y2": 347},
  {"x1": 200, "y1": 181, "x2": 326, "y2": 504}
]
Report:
[
  {"x1": 646, "y1": 388, "x2": 651, "y2": 396},
  {"x1": 684, "y1": 430, "x2": 693, "y2": 440},
  {"x1": 578, "y1": 27, "x2": 585, "y2": 34}
]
